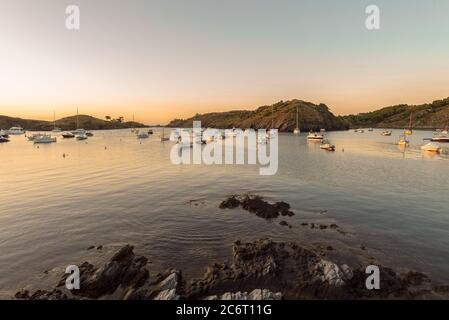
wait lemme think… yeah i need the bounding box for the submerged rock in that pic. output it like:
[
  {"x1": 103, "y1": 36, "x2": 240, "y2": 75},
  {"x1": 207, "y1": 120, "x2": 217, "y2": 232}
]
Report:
[{"x1": 219, "y1": 195, "x2": 295, "y2": 219}]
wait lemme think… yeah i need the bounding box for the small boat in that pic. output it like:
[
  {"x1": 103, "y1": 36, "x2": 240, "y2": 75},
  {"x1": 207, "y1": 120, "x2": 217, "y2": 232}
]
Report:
[
  {"x1": 307, "y1": 131, "x2": 324, "y2": 140},
  {"x1": 368, "y1": 128, "x2": 374, "y2": 132},
  {"x1": 421, "y1": 142, "x2": 441, "y2": 153},
  {"x1": 404, "y1": 113, "x2": 413, "y2": 135},
  {"x1": 86, "y1": 132, "x2": 94, "y2": 137},
  {"x1": 398, "y1": 135, "x2": 409, "y2": 146},
  {"x1": 430, "y1": 134, "x2": 449, "y2": 143},
  {"x1": 27, "y1": 133, "x2": 42, "y2": 141},
  {"x1": 176, "y1": 137, "x2": 192, "y2": 149},
  {"x1": 76, "y1": 133, "x2": 88, "y2": 140},
  {"x1": 62, "y1": 132, "x2": 75, "y2": 138},
  {"x1": 72, "y1": 128, "x2": 86, "y2": 135},
  {"x1": 170, "y1": 129, "x2": 181, "y2": 142},
  {"x1": 320, "y1": 128, "x2": 326, "y2": 133},
  {"x1": 226, "y1": 128, "x2": 237, "y2": 138},
  {"x1": 257, "y1": 135, "x2": 267, "y2": 145},
  {"x1": 381, "y1": 130, "x2": 392, "y2": 136},
  {"x1": 354, "y1": 129, "x2": 364, "y2": 133},
  {"x1": 52, "y1": 112, "x2": 61, "y2": 132},
  {"x1": 148, "y1": 129, "x2": 154, "y2": 135},
  {"x1": 137, "y1": 132, "x2": 149, "y2": 139},
  {"x1": 0, "y1": 130, "x2": 9, "y2": 138},
  {"x1": 160, "y1": 128, "x2": 169, "y2": 142},
  {"x1": 320, "y1": 140, "x2": 335, "y2": 151},
  {"x1": 0, "y1": 136, "x2": 9, "y2": 143},
  {"x1": 33, "y1": 134, "x2": 57, "y2": 144},
  {"x1": 7, "y1": 126, "x2": 25, "y2": 135}
]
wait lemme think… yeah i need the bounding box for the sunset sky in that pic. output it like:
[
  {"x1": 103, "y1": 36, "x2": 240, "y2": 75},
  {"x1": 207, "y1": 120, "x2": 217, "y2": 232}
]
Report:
[{"x1": 1, "y1": 0, "x2": 448, "y2": 124}]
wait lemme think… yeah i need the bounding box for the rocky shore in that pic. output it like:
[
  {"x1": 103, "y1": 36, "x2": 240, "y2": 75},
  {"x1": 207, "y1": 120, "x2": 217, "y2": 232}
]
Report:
[
  {"x1": 13, "y1": 239, "x2": 448, "y2": 300},
  {"x1": 12, "y1": 195, "x2": 449, "y2": 300}
]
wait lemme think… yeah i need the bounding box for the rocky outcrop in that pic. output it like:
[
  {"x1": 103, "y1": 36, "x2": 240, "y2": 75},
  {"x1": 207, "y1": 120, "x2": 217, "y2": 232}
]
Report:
[
  {"x1": 168, "y1": 99, "x2": 349, "y2": 131},
  {"x1": 185, "y1": 239, "x2": 444, "y2": 300},
  {"x1": 14, "y1": 240, "x2": 447, "y2": 300},
  {"x1": 219, "y1": 195, "x2": 294, "y2": 219}
]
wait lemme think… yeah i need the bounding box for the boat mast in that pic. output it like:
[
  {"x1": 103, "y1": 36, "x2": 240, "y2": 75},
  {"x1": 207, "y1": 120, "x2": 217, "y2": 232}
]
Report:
[
  {"x1": 271, "y1": 106, "x2": 274, "y2": 129},
  {"x1": 53, "y1": 111, "x2": 56, "y2": 129},
  {"x1": 76, "y1": 107, "x2": 79, "y2": 129},
  {"x1": 296, "y1": 106, "x2": 299, "y2": 130}
]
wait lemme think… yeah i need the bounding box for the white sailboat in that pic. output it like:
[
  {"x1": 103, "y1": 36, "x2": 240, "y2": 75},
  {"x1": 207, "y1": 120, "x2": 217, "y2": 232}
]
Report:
[
  {"x1": 160, "y1": 127, "x2": 169, "y2": 142},
  {"x1": 52, "y1": 112, "x2": 61, "y2": 132},
  {"x1": 293, "y1": 106, "x2": 300, "y2": 135},
  {"x1": 72, "y1": 108, "x2": 87, "y2": 139}
]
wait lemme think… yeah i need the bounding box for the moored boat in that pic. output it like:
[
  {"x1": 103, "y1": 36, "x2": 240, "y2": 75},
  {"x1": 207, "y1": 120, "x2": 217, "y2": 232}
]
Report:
[
  {"x1": 307, "y1": 131, "x2": 324, "y2": 141},
  {"x1": 137, "y1": 132, "x2": 149, "y2": 139},
  {"x1": 62, "y1": 132, "x2": 75, "y2": 138},
  {"x1": 76, "y1": 133, "x2": 88, "y2": 140},
  {"x1": 398, "y1": 135, "x2": 409, "y2": 146},
  {"x1": 381, "y1": 130, "x2": 392, "y2": 136},
  {"x1": 320, "y1": 140, "x2": 335, "y2": 151},
  {"x1": 33, "y1": 134, "x2": 57, "y2": 144},
  {"x1": 7, "y1": 126, "x2": 25, "y2": 135},
  {"x1": 421, "y1": 142, "x2": 441, "y2": 153}
]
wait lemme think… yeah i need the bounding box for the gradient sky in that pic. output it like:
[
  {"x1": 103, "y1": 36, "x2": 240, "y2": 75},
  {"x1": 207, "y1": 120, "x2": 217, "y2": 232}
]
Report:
[{"x1": 1, "y1": 0, "x2": 448, "y2": 124}]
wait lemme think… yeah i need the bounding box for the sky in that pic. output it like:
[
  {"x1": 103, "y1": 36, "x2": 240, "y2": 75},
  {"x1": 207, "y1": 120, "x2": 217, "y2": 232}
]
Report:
[{"x1": 0, "y1": 0, "x2": 448, "y2": 124}]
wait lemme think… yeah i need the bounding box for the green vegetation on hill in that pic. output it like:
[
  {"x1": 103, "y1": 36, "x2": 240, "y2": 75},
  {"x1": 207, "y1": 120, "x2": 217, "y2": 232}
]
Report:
[
  {"x1": 342, "y1": 98, "x2": 449, "y2": 129},
  {"x1": 168, "y1": 100, "x2": 349, "y2": 131},
  {"x1": 0, "y1": 115, "x2": 146, "y2": 131}
]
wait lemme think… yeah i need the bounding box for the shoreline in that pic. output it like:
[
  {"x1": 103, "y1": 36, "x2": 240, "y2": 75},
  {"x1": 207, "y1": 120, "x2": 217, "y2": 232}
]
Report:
[{"x1": 9, "y1": 195, "x2": 449, "y2": 300}]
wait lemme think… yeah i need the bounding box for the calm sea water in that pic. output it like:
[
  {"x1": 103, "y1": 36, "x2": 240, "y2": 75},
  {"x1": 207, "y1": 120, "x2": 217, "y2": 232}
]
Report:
[{"x1": 1, "y1": 128, "x2": 448, "y2": 292}]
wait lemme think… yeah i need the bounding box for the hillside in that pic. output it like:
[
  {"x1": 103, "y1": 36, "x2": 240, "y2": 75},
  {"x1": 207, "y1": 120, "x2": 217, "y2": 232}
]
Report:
[
  {"x1": 168, "y1": 100, "x2": 349, "y2": 131},
  {"x1": 0, "y1": 115, "x2": 146, "y2": 131},
  {"x1": 342, "y1": 98, "x2": 449, "y2": 129}
]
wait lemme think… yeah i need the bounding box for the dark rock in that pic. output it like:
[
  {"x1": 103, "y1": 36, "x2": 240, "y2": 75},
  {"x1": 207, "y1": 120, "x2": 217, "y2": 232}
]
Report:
[
  {"x1": 219, "y1": 195, "x2": 294, "y2": 219},
  {"x1": 14, "y1": 289, "x2": 30, "y2": 299},
  {"x1": 219, "y1": 196, "x2": 240, "y2": 209}
]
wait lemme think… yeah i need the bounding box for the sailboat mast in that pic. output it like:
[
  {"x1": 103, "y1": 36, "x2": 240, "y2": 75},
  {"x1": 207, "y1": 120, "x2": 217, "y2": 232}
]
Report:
[
  {"x1": 296, "y1": 106, "x2": 299, "y2": 129},
  {"x1": 53, "y1": 111, "x2": 56, "y2": 129},
  {"x1": 271, "y1": 106, "x2": 274, "y2": 129},
  {"x1": 77, "y1": 107, "x2": 79, "y2": 129}
]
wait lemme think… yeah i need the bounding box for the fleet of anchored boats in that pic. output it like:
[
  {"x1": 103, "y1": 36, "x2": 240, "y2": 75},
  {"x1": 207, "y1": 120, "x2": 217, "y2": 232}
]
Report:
[{"x1": 1, "y1": 107, "x2": 448, "y2": 156}]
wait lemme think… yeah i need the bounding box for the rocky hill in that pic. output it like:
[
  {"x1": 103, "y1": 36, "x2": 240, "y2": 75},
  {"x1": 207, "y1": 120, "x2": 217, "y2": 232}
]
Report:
[
  {"x1": 342, "y1": 97, "x2": 449, "y2": 129},
  {"x1": 168, "y1": 100, "x2": 349, "y2": 131},
  {"x1": 0, "y1": 115, "x2": 146, "y2": 131}
]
